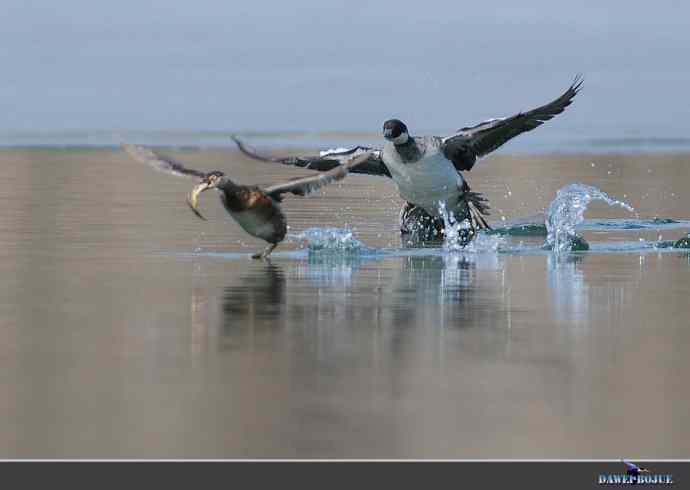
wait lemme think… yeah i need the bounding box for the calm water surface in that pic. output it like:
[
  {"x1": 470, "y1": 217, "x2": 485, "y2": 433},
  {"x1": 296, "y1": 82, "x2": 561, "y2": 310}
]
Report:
[{"x1": 0, "y1": 148, "x2": 689, "y2": 458}]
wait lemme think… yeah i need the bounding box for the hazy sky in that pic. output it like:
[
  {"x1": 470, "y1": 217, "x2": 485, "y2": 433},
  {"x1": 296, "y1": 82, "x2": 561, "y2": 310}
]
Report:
[{"x1": 2, "y1": 0, "x2": 689, "y2": 138}]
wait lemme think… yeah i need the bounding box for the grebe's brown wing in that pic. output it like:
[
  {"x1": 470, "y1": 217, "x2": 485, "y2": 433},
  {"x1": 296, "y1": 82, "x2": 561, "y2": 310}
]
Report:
[
  {"x1": 441, "y1": 76, "x2": 583, "y2": 171},
  {"x1": 232, "y1": 136, "x2": 390, "y2": 177},
  {"x1": 122, "y1": 144, "x2": 207, "y2": 179},
  {"x1": 264, "y1": 152, "x2": 374, "y2": 198}
]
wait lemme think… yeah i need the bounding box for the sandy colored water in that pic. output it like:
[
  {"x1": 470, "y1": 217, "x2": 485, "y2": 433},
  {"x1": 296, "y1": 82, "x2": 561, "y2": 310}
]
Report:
[{"x1": 0, "y1": 148, "x2": 689, "y2": 458}]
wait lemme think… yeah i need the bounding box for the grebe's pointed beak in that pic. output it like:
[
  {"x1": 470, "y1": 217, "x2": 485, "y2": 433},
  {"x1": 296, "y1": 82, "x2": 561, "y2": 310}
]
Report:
[{"x1": 187, "y1": 181, "x2": 210, "y2": 221}]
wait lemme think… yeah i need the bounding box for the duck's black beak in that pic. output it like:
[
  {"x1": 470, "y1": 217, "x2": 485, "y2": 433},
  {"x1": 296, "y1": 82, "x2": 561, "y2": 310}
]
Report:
[{"x1": 187, "y1": 180, "x2": 211, "y2": 221}]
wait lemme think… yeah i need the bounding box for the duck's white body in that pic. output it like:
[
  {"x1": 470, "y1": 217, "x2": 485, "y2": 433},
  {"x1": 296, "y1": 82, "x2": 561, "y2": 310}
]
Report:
[{"x1": 382, "y1": 137, "x2": 464, "y2": 217}]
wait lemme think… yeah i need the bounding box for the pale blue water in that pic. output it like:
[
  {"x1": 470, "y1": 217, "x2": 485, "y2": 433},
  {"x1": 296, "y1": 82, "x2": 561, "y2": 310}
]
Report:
[
  {"x1": 1, "y1": 148, "x2": 690, "y2": 457},
  {"x1": 177, "y1": 182, "x2": 690, "y2": 260}
]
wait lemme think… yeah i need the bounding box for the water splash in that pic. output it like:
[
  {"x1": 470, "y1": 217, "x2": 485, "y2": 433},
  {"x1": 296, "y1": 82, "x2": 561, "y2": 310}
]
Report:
[
  {"x1": 438, "y1": 201, "x2": 471, "y2": 251},
  {"x1": 438, "y1": 201, "x2": 504, "y2": 252},
  {"x1": 289, "y1": 227, "x2": 369, "y2": 253},
  {"x1": 675, "y1": 234, "x2": 690, "y2": 249},
  {"x1": 545, "y1": 183, "x2": 635, "y2": 254}
]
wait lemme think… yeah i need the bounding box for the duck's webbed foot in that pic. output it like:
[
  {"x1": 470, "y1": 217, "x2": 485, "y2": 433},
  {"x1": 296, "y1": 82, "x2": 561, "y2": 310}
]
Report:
[
  {"x1": 466, "y1": 194, "x2": 492, "y2": 232},
  {"x1": 251, "y1": 243, "x2": 278, "y2": 260},
  {"x1": 460, "y1": 181, "x2": 492, "y2": 233}
]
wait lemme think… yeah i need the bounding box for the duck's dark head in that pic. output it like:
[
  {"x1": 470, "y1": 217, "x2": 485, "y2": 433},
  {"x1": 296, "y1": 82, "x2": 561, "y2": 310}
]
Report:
[
  {"x1": 383, "y1": 119, "x2": 409, "y2": 145},
  {"x1": 187, "y1": 171, "x2": 234, "y2": 220}
]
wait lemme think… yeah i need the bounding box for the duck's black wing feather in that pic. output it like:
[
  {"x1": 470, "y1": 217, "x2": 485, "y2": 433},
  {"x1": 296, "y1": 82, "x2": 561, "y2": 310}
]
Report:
[
  {"x1": 441, "y1": 76, "x2": 583, "y2": 171},
  {"x1": 264, "y1": 152, "x2": 374, "y2": 198},
  {"x1": 122, "y1": 144, "x2": 207, "y2": 179},
  {"x1": 232, "y1": 136, "x2": 391, "y2": 177}
]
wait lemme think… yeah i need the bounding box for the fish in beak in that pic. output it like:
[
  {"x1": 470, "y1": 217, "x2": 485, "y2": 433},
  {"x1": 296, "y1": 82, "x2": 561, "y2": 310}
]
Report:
[{"x1": 187, "y1": 180, "x2": 211, "y2": 220}]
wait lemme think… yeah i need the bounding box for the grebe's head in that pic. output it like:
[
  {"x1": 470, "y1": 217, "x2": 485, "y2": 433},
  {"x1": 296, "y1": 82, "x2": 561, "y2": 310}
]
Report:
[
  {"x1": 186, "y1": 171, "x2": 230, "y2": 220},
  {"x1": 383, "y1": 119, "x2": 409, "y2": 145}
]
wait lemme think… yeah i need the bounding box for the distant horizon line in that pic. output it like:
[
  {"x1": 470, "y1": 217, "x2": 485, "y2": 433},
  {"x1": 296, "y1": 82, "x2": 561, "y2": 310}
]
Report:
[
  {"x1": 2, "y1": 129, "x2": 690, "y2": 151},
  {"x1": 1, "y1": 129, "x2": 689, "y2": 141}
]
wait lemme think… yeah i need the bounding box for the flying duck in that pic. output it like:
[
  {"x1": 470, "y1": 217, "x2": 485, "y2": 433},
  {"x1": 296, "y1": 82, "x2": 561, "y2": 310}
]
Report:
[
  {"x1": 122, "y1": 144, "x2": 372, "y2": 259},
  {"x1": 232, "y1": 76, "x2": 583, "y2": 244}
]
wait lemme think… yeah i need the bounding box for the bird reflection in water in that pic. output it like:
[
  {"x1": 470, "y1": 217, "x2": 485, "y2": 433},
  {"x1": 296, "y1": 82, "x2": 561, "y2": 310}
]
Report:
[
  {"x1": 299, "y1": 251, "x2": 502, "y2": 329},
  {"x1": 547, "y1": 253, "x2": 629, "y2": 329},
  {"x1": 388, "y1": 254, "x2": 480, "y2": 329},
  {"x1": 547, "y1": 253, "x2": 589, "y2": 324},
  {"x1": 213, "y1": 251, "x2": 512, "y2": 392},
  {"x1": 220, "y1": 263, "x2": 286, "y2": 346}
]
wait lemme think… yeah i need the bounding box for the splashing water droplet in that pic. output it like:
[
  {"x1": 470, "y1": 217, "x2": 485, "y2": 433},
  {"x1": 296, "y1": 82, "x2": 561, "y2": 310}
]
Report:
[
  {"x1": 438, "y1": 201, "x2": 470, "y2": 251},
  {"x1": 545, "y1": 183, "x2": 635, "y2": 254},
  {"x1": 674, "y1": 234, "x2": 690, "y2": 249},
  {"x1": 437, "y1": 201, "x2": 504, "y2": 252},
  {"x1": 290, "y1": 227, "x2": 367, "y2": 252}
]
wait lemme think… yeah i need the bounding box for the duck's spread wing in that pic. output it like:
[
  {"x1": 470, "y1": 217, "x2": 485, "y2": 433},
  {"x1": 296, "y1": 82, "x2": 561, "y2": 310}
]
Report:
[
  {"x1": 441, "y1": 76, "x2": 583, "y2": 171},
  {"x1": 122, "y1": 144, "x2": 207, "y2": 179},
  {"x1": 264, "y1": 152, "x2": 374, "y2": 198},
  {"x1": 232, "y1": 136, "x2": 390, "y2": 177}
]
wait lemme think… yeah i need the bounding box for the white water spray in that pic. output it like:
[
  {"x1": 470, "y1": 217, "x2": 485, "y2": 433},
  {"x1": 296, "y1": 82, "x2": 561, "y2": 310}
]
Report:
[
  {"x1": 438, "y1": 201, "x2": 504, "y2": 252},
  {"x1": 545, "y1": 183, "x2": 635, "y2": 253},
  {"x1": 290, "y1": 227, "x2": 367, "y2": 252}
]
